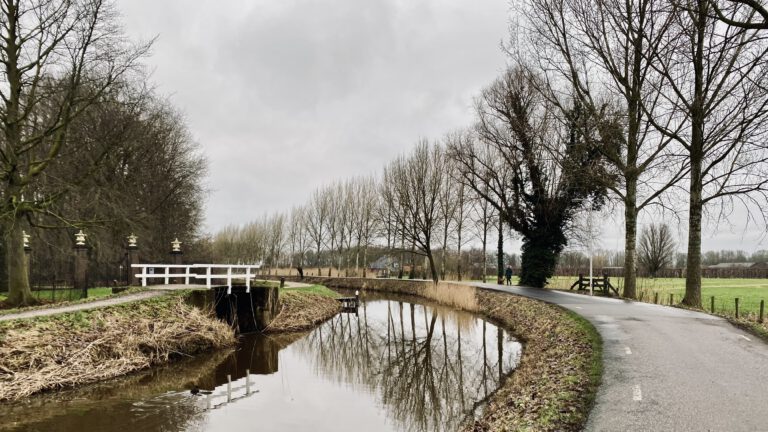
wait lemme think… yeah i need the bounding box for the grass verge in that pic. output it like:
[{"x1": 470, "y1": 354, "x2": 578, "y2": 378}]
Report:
[
  {"x1": 280, "y1": 284, "x2": 339, "y2": 298},
  {"x1": 0, "y1": 291, "x2": 235, "y2": 401},
  {"x1": 264, "y1": 290, "x2": 342, "y2": 333},
  {"x1": 466, "y1": 291, "x2": 602, "y2": 431}
]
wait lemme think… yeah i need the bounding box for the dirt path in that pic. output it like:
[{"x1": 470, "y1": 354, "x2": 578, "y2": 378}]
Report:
[{"x1": 0, "y1": 291, "x2": 167, "y2": 321}]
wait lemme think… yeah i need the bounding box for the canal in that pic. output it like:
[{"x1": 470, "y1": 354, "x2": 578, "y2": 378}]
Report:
[{"x1": 2, "y1": 292, "x2": 522, "y2": 432}]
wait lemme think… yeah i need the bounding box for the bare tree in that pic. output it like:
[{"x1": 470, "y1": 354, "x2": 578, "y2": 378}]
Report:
[
  {"x1": 306, "y1": 187, "x2": 330, "y2": 275},
  {"x1": 709, "y1": 0, "x2": 768, "y2": 29},
  {"x1": 646, "y1": 0, "x2": 768, "y2": 306},
  {"x1": 469, "y1": 184, "x2": 497, "y2": 282},
  {"x1": 382, "y1": 140, "x2": 444, "y2": 282},
  {"x1": 436, "y1": 150, "x2": 458, "y2": 280},
  {"x1": 265, "y1": 212, "x2": 285, "y2": 274},
  {"x1": 453, "y1": 180, "x2": 470, "y2": 281},
  {"x1": 638, "y1": 223, "x2": 676, "y2": 277},
  {"x1": 448, "y1": 68, "x2": 616, "y2": 287},
  {"x1": 0, "y1": 0, "x2": 150, "y2": 305},
  {"x1": 351, "y1": 176, "x2": 378, "y2": 277},
  {"x1": 287, "y1": 206, "x2": 309, "y2": 273},
  {"x1": 516, "y1": 0, "x2": 687, "y2": 298}
]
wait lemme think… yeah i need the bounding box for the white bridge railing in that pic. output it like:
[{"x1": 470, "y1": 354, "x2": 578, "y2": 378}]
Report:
[{"x1": 131, "y1": 264, "x2": 263, "y2": 294}]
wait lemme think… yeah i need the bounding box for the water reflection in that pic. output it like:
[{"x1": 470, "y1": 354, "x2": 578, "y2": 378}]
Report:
[
  {"x1": 300, "y1": 295, "x2": 522, "y2": 431},
  {"x1": 1, "y1": 294, "x2": 521, "y2": 432}
]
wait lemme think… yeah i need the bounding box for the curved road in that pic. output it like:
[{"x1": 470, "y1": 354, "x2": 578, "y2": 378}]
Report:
[{"x1": 472, "y1": 283, "x2": 768, "y2": 432}]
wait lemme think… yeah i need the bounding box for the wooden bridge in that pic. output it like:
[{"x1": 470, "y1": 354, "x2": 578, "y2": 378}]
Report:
[{"x1": 131, "y1": 263, "x2": 262, "y2": 294}]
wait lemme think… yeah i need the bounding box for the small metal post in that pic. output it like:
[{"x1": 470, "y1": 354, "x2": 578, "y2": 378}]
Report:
[
  {"x1": 760, "y1": 300, "x2": 765, "y2": 323},
  {"x1": 669, "y1": 293, "x2": 673, "y2": 305},
  {"x1": 654, "y1": 292, "x2": 659, "y2": 304},
  {"x1": 355, "y1": 290, "x2": 360, "y2": 307},
  {"x1": 735, "y1": 298, "x2": 740, "y2": 319},
  {"x1": 206, "y1": 393, "x2": 211, "y2": 410},
  {"x1": 246, "y1": 369, "x2": 251, "y2": 394},
  {"x1": 227, "y1": 374, "x2": 232, "y2": 402},
  {"x1": 711, "y1": 296, "x2": 715, "y2": 313}
]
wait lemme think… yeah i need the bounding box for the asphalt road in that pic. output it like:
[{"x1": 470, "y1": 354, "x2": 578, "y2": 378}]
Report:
[{"x1": 472, "y1": 283, "x2": 768, "y2": 432}]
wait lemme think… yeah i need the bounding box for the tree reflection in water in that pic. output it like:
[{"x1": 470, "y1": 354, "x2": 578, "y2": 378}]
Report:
[{"x1": 296, "y1": 295, "x2": 522, "y2": 432}]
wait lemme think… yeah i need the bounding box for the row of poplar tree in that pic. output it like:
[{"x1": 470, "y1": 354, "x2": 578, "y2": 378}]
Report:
[{"x1": 214, "y1": 0, "x2": 768, "y2": 309}]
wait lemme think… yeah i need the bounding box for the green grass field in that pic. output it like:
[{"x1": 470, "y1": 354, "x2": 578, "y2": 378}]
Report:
[
  {"x1": 280, "y1": 284, "x2": 339, "y2": 298},
  {"x1": 478, "y1": 275, "x2": 768, "y2": 316},
  {"x1": 0, "y1": 287, "x2": 115, "y2": 304},
  {"x1": 547, "y1": 276, "x2": 768, "y2": 315}
]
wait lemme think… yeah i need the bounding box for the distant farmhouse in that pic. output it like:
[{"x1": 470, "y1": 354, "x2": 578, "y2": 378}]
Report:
[
  {"x1": 368, "y1": 256, "x2": 399, "y2": 278},
  {"x1": 707, "y1": 262, "x2": 768, "y2": 269}
]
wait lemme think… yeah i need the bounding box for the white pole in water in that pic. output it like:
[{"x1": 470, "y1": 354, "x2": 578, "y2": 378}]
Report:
[
  {"x1": 227, "y1": 374, "x2": 232, "y2": 402},
  {"x1": 246, "y1": 369, "x2": 251, "y2": 394}
]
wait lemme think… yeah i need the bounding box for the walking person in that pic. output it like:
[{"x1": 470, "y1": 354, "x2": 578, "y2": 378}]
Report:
[{"x1": 505, "y1": 265, "x2": 513, "y2": 286}]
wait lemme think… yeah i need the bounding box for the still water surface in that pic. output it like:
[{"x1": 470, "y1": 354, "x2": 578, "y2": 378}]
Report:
[{"x1": 3, "y1": 293, "x2": 521, "y2": 432}]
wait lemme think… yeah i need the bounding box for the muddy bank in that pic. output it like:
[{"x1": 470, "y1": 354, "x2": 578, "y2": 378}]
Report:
[
  {"x1": 264, "y1": 292, "x2": 342, "y2": 333},
  {"x1": 0, "y1": 293, "x2": 236, "y2": 401},
  {"x1": 266, "y1": 276, "x2": 601, "y2": 432}
]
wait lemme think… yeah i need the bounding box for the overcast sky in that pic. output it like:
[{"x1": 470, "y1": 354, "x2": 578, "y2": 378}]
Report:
[{"x1": 117, "y1": 1, "x2": 766, "y2": 255}]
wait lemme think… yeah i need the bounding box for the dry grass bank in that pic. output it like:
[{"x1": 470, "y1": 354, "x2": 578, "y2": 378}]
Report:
[
  {"x1": 264, "y1": 291, "x2": 342, "y2": 333},
  {"x1": 266, "y1": 275, "x2": 601, "y2": 432},
  {"x1": 0, "y1": 293, "x2": 236, "y2": 401}
]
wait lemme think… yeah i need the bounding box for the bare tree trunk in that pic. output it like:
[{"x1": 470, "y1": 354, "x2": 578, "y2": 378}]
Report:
[
  {"x1": 684, "y1": 140, "x2": 704, "y2": 307},
  {"x1": 398, "y1": 233, "x2": 405, "y2": 279},
  {"x1": 624, "y1": 179, "x2": 638, "y2": 299},
  {"x1": 482, "y1": 227, "x2": 488, "y2": 282},
  {"x1": 684, "y1": 3, "x2": 706, "y2": 308},
  {"x1": 6, "y1": 219, "x2": 33, "y2": 305},
  {"x1": 440, "y1": 230, "x2": 447, "y2": 281},
  {"x1": 457, "y1": 223, "x2": 463, "y2": 281},
  {"x1": 497, "y1": 217, "x2": 504, "y2": 284}
]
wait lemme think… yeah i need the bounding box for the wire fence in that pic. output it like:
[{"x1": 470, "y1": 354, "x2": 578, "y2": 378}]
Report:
[{"x1": 637, "y1": 289, "x2": 766, "y2": 323}]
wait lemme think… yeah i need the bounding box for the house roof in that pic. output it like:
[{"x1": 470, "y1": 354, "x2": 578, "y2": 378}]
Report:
[{"x1": 708, "y1": 262, "x2": 756, "y2": 269}]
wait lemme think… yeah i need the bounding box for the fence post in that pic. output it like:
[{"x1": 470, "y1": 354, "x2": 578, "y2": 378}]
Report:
[
  {"x1": 669, "y1": 293, "x2": 674, "y2": 305},
  {"x1": 760, "y1": 300, "x2": 765, "y2": 323},
  {"x1": 654, "y1": 292, "x2": 659, "y2": 304},
  {"x1": 711, "y1": 296, "x2": 715, "y2": 314},
  {"x1": 735, "y1": 298, "x2": 740, "y2": 319}
]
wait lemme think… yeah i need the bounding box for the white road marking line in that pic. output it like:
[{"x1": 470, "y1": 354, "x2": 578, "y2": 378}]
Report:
[
  {"x1": 740, "y1": 335, "x2": 751, "y2": 341},
  {"x1": 625, "y1": 347, "x2": 632, "y2": 355},
  {"x1": 633, "y1": 385, "x2": 643, "y2": 401}
]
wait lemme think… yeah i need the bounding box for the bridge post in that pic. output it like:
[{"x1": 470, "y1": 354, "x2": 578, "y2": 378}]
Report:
[
  {"x1": 126, "y1": 234, "x2": 139, "y2": 286},
  {"x1": 73, "y1": 230, "x2": 89, "y2": 296},
  {"x1": 170, "y1": 238, "x2": 183, "y2": 284}
]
